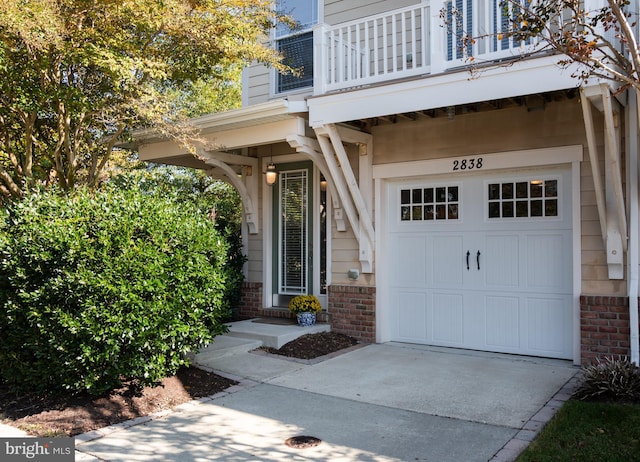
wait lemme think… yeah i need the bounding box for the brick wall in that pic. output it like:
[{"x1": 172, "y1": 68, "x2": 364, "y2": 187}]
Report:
[
  {"x1": 580, "y1": 295, "x2": 631, "y2": 365},
  {"x1": 328, "y1": 285, "x2": 376, "y2": 343},
  {"x1": 238, "y1": 281, "x2": 262, "y2": 319},
  {"x1": 237, "y1": 282, "x2": 330, "y2": 322}
]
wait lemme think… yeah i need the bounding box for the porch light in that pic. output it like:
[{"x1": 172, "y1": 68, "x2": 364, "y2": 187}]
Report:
[{"x1": 265, "y1": 162, "x2": 278, "y2": 186}]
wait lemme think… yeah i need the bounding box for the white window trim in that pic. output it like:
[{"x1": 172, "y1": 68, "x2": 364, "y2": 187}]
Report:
[
  {"x1": 270, "y1": 0, "x2": 323, "y2": 98},
  {"x1": 484, "y1": 175, "x2": 563, "y2": 222}
]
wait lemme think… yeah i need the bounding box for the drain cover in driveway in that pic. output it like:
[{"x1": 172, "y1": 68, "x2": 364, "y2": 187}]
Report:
[{"x1": 285, "y1": 436, "x2": 322, "y2": 449}]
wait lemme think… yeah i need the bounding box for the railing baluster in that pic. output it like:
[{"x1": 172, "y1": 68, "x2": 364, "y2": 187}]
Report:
[
  {"x1": 337, "y1": 28, "x2": 343, "y2": 83},
  {"x1": 410, "y1": 9, "x2": 416, "y2": 69},
  {"x1": 401, "y1": 12, "x2": 406, "y2": 71},
  {"x1": 373, "y1": 18, "x2": 379, "y2": 77},
  {"x1": 347, "y1": 26, "x2": 352, "y2": 82},
  {"x1": 382, "y1": 17, "x2": 388, "y2": 75},
  {"x1": 364, "y1": 19, "x2": 370, "y2": 78},
  {"x1": 422, "y1": 5, "x2": 428, "y2": 68},
  {"x1": 392, "y1": 13, "x2": 398, "y2": 73},
  {"x1": 327, "y1": 30, "x2": 336, "y2": 84}
]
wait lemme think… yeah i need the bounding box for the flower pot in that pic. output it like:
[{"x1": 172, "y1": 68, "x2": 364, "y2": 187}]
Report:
[{"x1": 296, "y1": 312, "x2": 316, "y2": 327}]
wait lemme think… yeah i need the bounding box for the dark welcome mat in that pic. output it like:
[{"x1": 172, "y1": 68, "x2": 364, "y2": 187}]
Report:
[{"x1": 251, "y1": 317, "x2": 296, "y2": 325}]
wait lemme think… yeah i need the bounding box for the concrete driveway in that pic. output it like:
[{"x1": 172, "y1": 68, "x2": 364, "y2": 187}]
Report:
[{"x1": 75, "y1": 343, "x2": 578, "y2": 462}]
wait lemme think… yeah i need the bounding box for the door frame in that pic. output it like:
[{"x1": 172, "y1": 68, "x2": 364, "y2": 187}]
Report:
[
  {"x1": 373, "y1": 145, "x2": 583, "y2": 364},
  {"x1": 262, "y1": 155, "x2": 329, "y2": 309},
  {"x1": 272, "y1": 161, "x2": 314, "y2": 306}
]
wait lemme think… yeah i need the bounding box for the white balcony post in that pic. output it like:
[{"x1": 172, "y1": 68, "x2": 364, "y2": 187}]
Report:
[
  {"x1": 313, "y1": 24, "x2": 328, "y2": 96},
  {"x1": 430, "y1": 0, "x2": 448, "y2": 74}
]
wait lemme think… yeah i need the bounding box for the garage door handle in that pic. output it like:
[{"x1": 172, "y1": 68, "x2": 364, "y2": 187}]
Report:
[
  {"x1": 477, "y1": 251, "x2": 481, "y2": 270},
  {"x1": 466, "y1": 251, "x2": 470, "y2": 271}
]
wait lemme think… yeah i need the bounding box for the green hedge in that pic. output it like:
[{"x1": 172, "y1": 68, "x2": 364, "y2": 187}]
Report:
[{"x1": 0, "y1": 186, "x2": 232, "y2": 395}]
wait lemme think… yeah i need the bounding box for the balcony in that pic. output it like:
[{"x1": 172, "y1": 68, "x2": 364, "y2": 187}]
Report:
[{"x1": 313, "y1": 0, "x2": 547, "y2": 95}]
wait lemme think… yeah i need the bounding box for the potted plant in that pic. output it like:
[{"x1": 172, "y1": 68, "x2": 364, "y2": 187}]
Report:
[{"x1": 288, "y1": 295, "x2": 322, "y2": 326}]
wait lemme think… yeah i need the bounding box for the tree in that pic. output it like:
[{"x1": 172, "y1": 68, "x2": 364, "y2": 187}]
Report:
[
  {"x1": 444, "y1": 0, "x2": 640, "y2": 92},
  {"x1": 0, "y1": 0, "x2": 285, "y2": 200}
]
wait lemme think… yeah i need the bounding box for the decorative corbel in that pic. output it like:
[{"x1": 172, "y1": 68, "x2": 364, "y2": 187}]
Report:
[
  {"x1": 286, "y1": 135, "x2": 346, "y2": 231},
  {"x1": 580, "y1": 84, "x2": 628, "y2": 279},
  {"x1": 314, "y1": 124, "x2": 375, "y2": 273},
  {"x1": 195, "y1": 148, "x2": 259, "y2": 234}
]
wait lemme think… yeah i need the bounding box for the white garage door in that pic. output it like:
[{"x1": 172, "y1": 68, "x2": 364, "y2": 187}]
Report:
[{"x1": 386, "y1": 166, "x2": 573, "y2": 359}]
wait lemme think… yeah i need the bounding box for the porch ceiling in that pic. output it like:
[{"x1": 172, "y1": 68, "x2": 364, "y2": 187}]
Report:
[
  {"x1": 345, "y1": 88, "x2": 579, "y2": 132},
  {"x1": 308, "y1": 55, "x2": 581, "y2": 129}
]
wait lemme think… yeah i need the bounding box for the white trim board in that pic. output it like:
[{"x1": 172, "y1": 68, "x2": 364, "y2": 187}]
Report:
[
  {"x1": 372, "y1": 145, "x2": 583, "y2": 179},
  {"x1": 308, "y1": 55, "x2": 580, "y2": 127}
]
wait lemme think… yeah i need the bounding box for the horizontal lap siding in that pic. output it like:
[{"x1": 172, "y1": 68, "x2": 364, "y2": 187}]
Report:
[
  {"x1": 246, "y1": 64, "x2": 270, "y2": 106},
  {"x1": 325, "y1": 0, "x2": 419, "y2": 25}
]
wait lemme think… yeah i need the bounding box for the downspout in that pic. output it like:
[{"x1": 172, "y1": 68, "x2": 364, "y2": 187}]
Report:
[{"x1": 629, "y1": 89, "x2": 640, "y2": 365}]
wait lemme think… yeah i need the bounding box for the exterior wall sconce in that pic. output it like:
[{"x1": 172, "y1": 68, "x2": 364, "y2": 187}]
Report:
[{"x1": 265, "y1": 162, "x2": 277, "y2": 186}]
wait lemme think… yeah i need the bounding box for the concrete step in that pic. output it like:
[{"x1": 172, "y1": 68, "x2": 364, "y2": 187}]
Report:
[
  {"x1": 224, "y1": 318, "x2": 331, "y2": 349},
  {"x1": 193, "y1": 336, "x2": 263, "y2": 363}
]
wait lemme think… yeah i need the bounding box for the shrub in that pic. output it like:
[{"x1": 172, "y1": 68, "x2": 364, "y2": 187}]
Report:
[
  {"x1": 574, "y1": 357, "x2": 640, "y2": 402},
  {"x1": 110, "y1": 167, "x2": 246, "y2": 321},
  {"x1": 0, "y1": 186, "x2": 233, "y2": 396}
]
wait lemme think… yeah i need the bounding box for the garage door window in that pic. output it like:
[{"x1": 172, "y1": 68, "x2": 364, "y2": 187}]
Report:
[
  {"x1": 488, "y1": 179, "x2": 558, "y2": 219},
  {"x1": 400, "y1": 186, "x2": 459, "y2": 221}
]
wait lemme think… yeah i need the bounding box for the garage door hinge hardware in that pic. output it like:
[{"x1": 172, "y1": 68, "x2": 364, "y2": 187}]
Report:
[
  {"x1": 466, "y1": 251, "x2": 470, "y2": 270},
  {"x1": 477, "y1": 250, "x2": 481, "y2": 271}
]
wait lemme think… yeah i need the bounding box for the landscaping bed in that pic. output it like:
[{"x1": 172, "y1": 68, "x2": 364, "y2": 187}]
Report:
[{"x1": 0, "y1": 332, "x2": 357, "y2": 436}]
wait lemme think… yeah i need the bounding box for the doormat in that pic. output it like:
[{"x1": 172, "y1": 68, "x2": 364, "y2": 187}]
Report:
[{"x1": 251, "y1": 317, "x2": 297, "y2": 325}]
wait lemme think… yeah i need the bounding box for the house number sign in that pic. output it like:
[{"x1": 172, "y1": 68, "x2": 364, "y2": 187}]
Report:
[{"x1": 452, "y1": 157, "x2": 483, "y2": 171}]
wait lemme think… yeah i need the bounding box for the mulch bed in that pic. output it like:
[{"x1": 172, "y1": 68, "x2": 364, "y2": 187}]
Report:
[
  {"x1": 0, "y1": 367, "x2": 236, "y2": 437},
  {"x1": 260, "y1": 332, "x2": 359, "y2": 360},
  {"x1": 0, "y1": 331, "x2": 358, "y2": 436}
]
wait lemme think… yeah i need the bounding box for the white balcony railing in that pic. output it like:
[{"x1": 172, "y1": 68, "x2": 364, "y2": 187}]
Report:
[{"x1": 313, "y1": 0, "x2": 547, "y2": 94}]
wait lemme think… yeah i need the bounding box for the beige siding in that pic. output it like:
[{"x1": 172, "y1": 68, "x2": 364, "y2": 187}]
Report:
[
  {"x1": 330, "y1": 227, "x2": 376, "y2": 287},
  {"x1": 246, "y1": 64, "x2": 271, "y2": 106},
  {"x1": 325, "y1": 0, "x2": 419, "y2": 25},
  {"x1": 372, "y1": 100, "x2": 586, "y2": 162},
  {"x1": 371, "y1": 98, "x2": 622, "y2": 296},
  {"x1": 247, "y1": 233, "x2": 263, "y2": 283}
]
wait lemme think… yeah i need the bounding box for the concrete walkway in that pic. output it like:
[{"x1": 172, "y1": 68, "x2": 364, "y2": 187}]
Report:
[{"x1": 67, "y1": 342, "x2": 578, "y2": 462}]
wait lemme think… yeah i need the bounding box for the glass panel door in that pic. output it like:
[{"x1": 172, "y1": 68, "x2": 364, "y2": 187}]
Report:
[
  {"x1": 279, "y1": 168, "x2": 309, "y2": 294},
  {"x1": 272, "y1": 162, "x2": 326, "y2": 308}
]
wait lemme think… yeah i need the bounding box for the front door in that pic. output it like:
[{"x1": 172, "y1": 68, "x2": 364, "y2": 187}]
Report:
[
  {"x1": 387, "y1": 166, "x2": 573, "y2": 359},
  {"x1": 272, "y1": 162, "x2": 314, "y2": 307}
]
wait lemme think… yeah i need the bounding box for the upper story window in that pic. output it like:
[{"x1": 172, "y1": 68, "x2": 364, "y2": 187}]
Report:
[{"x1": 276, "y1": 0, "x2": 318, "y2": 93}]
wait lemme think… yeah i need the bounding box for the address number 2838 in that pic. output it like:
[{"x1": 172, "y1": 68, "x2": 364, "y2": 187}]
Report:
[{"x1": 452, "y1": 157, "x2": 483, "y2": 171}]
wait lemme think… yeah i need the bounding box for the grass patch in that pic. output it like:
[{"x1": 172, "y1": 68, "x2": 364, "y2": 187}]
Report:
[{"x1": 517, "y1": 400, "x2": 640, "y2": 462}]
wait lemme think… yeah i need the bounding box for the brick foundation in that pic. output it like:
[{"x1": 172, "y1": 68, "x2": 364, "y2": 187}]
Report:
[
  {"x1": 580, "y1": 295, "x2": 632, "y2": 365},
  {"x1": 237, "y1": 282, "x2": 329, "y2": 323},
  {"x1": 327, "y1": 285, "x2": 376, "y2": 343},
  {"x1": 237, "y1": 281, "x2": 263, "y2": 319}
]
